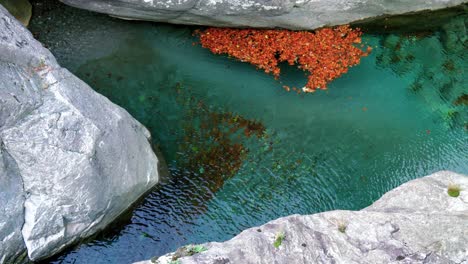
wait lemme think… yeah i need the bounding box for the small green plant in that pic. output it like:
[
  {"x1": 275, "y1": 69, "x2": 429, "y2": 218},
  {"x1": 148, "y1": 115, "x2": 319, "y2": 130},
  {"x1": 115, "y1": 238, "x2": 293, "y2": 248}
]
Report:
[
  {"x1": 447, "y1": 183, "x2": 461, "y2": 197},
  {"x1": 273, "y1": 232, "x2": 285, "y2": 248},
  {"x1": 336, "y1": 220, "x2": 347, "y2": 233},
  {"x1": 338, "y1": 223, "x2": 347, "y2": 233},
  {"x1": 169, "y1": 260, "x2": 181, "y2": 264},
  {"x1": 187, "y1": 245, "x2": 208, "y2": 255},
  {"x1": 171, "y1": 244, "x2": 207, "y2": 262}
]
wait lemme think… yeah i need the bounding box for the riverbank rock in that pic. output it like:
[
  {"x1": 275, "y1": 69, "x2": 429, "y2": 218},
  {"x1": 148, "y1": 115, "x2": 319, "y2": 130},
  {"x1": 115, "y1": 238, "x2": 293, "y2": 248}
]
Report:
[
  {"x1": 59, "y1": 0, "x2": 466, "y2": 30},
  {"x1": 0, "y1": 0, "x2": 32, "y2": 26},
  {"x1": 0, "y1": 5, "x2": 160, "y2": 262},
  {"x1": 138, "y1": 171, "x2": 468, "y2": 264}
]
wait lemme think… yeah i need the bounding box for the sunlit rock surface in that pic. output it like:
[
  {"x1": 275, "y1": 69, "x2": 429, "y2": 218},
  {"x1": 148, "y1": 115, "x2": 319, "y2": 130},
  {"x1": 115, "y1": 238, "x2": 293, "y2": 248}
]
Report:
[
  {"x1": 59, "y1": 0, "x2": 466, "y2": 30},
  {"x1": 0, "y1": 143, "x2": 26, "y2": 264},
  {"x1": 138, "y1": 171, "x2": 468, "y2": 264},
  {"x1": 0, "y1": 5, "x2": 160, "y2": 262}
]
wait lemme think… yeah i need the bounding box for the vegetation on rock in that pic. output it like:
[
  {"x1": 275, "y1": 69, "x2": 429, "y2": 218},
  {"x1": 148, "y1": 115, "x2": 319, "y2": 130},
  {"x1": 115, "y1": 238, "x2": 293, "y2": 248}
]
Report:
[
  {"x1": 170, "y1": 244, "x2": 208, "y2": 262},
  {"x1": 338, "y1": 221, "x2": 347, "y2": 233},
  {"x1": 273, "y1": 232, "x2": 285, "y2": 248},
  {"x1": 186, "y1": 245, "x2": 208, "y2": 255},
  {"x1": 447, "y1": 183, "x2": 461, "y2": 197},
  {"x1": 196, "y1": 25, "x2": 371, "y2": 93}
]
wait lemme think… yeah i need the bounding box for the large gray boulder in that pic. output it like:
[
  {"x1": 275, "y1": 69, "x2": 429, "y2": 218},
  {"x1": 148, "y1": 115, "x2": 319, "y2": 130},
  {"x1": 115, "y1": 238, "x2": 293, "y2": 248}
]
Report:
[
  {"x1": 0, "y1": 141, "x2": 25, "y2": 263},
  {"x1": 138, "y1": 171, "x2": 468, "y2": 264},
  {"x1": 0, "y1": 5, "x2": 160, "y2": 262},
  {"x1": 59, "y1": 0, "x2": 467, "y2": 30}
]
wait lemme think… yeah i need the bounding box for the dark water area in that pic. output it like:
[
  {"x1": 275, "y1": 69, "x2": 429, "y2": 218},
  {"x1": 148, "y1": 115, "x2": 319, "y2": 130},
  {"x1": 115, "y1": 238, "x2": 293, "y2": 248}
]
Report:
[{"x1": 27, "y1": 1, "x2": 467, "y2": 263}]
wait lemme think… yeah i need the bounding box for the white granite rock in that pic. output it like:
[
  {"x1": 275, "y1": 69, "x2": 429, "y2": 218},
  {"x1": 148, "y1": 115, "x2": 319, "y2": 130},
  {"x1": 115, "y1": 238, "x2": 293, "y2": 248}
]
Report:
[
  {"x1": 139, "y1": 171, "x2": 468, "y2": 264},
  {"x1": 0, "y1": 5, "x2": 160, "y2": 262},
  {"x1": 60, "y1": 0, "x2": 466, "y2": 30}
]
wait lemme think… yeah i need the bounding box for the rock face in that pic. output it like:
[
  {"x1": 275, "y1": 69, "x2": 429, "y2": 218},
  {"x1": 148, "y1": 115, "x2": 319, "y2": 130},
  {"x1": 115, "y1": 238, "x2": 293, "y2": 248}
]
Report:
[
  {"x1": 0, "y1": 142, "x2": 26, "y2": 263},
  {"x1": 0, "y1": 5, "x2": 160, "y2": 262},
  {"x1": 138, "y1": 171, "x2": 468, "y2": 264},
  {"x1": 59, "y1": 0, "x2": 466, "y2": 30}
]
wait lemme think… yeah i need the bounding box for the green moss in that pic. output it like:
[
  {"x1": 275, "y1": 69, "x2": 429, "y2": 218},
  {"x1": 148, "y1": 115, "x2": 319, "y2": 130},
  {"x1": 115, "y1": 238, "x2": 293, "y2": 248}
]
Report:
[
  {"x1": 447, "y1": 184, "x2": 461, "y2": 197},
  {"x1": 442, "y1": 109, "x2": 461, "y2": 128},
  {"x1": 338, "y1": 222, "x2": 347, "y2": 233},
  {"x1": 273, "y1": 232, "x2": 285, "y2": 248},
  {"x1": 187, "y1": 245, "x2": 207, "y2": 255},
  {"x1": 171, "y1": 244, "x2": 207, "y2": 262}
]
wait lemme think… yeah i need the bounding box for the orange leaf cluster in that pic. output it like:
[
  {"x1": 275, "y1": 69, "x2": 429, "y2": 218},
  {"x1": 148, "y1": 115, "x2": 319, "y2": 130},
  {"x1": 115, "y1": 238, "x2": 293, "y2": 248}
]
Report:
[{"x1": 195, "y1": 25, "x2": 371, "y2": 92}]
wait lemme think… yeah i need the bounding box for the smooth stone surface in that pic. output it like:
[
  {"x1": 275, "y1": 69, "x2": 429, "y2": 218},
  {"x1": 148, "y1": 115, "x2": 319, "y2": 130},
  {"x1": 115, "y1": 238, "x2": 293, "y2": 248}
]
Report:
[
  {"x1": 0, "y1": 143, "x2": 25, "y2": 264},
  {"x1": 139, "y1": 171, "x2": 468, "y2": 264},
  {"x1": 59, "y1": 0, "x2": 467, "y2": 30},
  {"x1": 0, "y1": 5, "x2": 160, "y2": 262},
  {"x1": 0, "y1": 0, "x2": 32, "y2": 26}
]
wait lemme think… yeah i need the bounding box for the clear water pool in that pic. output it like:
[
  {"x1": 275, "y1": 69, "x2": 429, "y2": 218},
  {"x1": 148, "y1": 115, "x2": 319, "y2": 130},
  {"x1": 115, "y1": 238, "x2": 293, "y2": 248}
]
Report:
[{"x1": 29, "y1": 2, "x2": 467, "y2": 263}]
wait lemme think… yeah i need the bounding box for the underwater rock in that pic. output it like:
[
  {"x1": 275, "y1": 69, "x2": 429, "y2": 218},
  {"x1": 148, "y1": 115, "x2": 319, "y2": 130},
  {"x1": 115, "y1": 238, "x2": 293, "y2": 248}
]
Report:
[
  {"x1": 59, "y1": 0, "x2": 466, "y2": 30},
  {"x1": 454, "y1": 94, "x2": 468, "y2": 106},
  {"x1": 0, "y1": 5, "x2": 160, "y2": 262},
  {"x1": 440, "y1": 15, "x2": 467, "y2": 53},
  {"x1": 375, "y1": 13, "x2": 467, "y2": 131},
  {"x1": 0, "y1": 0, "x2": 32, "y2": 26},
  {"x1": 137, "y1": 171, "x2": 468, "y2": 264}
]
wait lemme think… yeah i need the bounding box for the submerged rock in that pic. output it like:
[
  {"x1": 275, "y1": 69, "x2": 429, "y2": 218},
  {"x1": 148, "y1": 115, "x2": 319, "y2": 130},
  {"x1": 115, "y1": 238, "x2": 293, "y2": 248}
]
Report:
[
  {"x1": 0, "y1": 0, "x2": 32, "y2": 26},
  {"x1": 59, "y1": 0, "x2": 466, "y2": 30},
  {"x1": 440, "y1": 14, "x2": 467, "y2": 53},
  {"x1": 0, "y1": 5, "x2": 160, "y2": 262},
  {"x1": 138, "y1": 171, "x2": 468, "y2": 264},
  {"x1": 374, "y1": 13, "x2": 467, "y2": 131}
]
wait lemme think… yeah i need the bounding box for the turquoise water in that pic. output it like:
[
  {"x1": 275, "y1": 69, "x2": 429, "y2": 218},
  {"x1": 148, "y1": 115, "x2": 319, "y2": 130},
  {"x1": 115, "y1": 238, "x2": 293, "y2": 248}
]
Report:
[{"x1": 29, "y1": 2, "x2": 467, "y2": 263}]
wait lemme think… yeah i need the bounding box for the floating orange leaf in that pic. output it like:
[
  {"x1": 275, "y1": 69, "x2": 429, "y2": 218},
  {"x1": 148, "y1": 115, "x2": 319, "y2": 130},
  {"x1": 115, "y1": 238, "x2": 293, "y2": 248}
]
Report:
[{"x1": 195, "y1": 25, "x2": 370, "y2": 93}]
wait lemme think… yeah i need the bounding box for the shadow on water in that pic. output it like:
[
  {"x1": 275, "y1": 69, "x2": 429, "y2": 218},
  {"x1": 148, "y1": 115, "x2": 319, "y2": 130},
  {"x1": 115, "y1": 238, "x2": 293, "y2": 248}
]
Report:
[{"x1": 351, "y1": 4, "x2": 467, "y2": 34}]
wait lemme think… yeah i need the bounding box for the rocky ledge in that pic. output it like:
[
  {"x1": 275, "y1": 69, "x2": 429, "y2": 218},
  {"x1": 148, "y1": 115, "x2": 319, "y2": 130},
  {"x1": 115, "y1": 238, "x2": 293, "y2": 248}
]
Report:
[
  {"x1": 59, "y1": 0, "x2": 467, "y2": 30},
  {"x1": 137, "y1": 171, "x2": 468, "y2": 264},
  {"x1": 0, "y1": 5, "x2": 160, "y2": 263}
]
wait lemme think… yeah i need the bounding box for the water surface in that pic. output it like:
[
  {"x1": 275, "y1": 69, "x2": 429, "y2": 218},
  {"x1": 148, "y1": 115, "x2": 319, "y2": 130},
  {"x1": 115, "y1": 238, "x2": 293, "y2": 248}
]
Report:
[{"x1": 29, "y1": 2, "x2": 467, "y2": 263}]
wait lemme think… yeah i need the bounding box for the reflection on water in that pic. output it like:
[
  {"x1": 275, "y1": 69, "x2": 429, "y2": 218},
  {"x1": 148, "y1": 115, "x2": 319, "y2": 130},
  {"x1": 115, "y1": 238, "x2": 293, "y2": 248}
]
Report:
[{"x1": 28, "y1": 1, "x2": 467, "y2": 263}]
